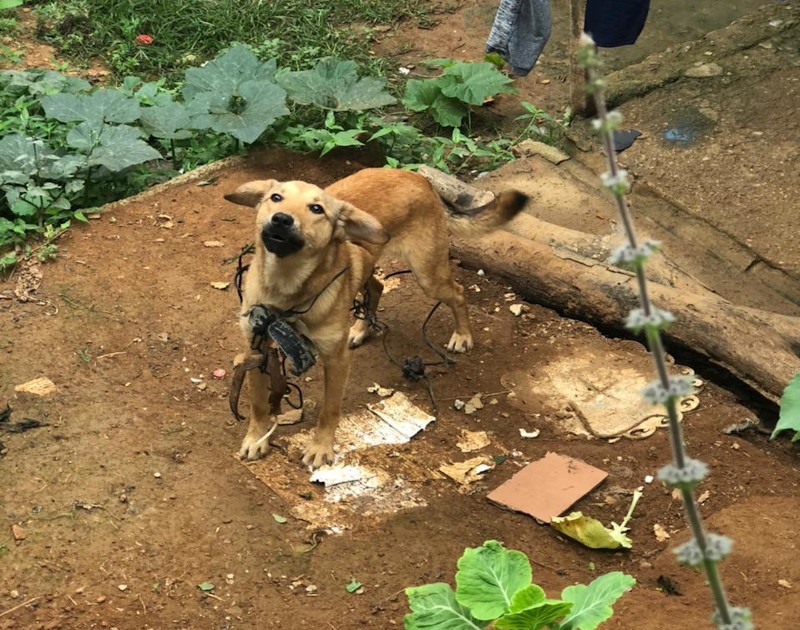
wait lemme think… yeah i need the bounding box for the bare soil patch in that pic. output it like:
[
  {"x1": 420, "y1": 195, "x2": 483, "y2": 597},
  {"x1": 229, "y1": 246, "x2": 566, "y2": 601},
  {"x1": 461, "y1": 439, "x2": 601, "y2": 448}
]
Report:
[{"x1": 2, "y1": 149, "x2": 799, "y2": 630}]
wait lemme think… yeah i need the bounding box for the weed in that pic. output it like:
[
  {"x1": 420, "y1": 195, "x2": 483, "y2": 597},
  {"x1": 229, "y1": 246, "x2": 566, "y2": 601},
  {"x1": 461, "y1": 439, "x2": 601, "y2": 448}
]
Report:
[
  {"x1": 579, "y1": 34, "x2": 751, "y2": 629},
  {"x1": 34, "y1": 0, "x2": 431, "y2": 81}
]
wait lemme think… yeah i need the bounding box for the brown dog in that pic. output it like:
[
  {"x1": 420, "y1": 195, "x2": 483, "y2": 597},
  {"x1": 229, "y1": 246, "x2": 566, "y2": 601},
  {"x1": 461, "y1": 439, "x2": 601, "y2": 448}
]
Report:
[{"x1": 224, "y1": 168, "x2": 527, "y2": 468}]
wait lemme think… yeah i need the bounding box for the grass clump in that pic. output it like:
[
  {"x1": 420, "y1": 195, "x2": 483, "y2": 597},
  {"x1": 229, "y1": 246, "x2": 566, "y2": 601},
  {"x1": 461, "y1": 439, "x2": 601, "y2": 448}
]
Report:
[{"x1": 33, "y1": 0, "x2": 431, "y2": 80}]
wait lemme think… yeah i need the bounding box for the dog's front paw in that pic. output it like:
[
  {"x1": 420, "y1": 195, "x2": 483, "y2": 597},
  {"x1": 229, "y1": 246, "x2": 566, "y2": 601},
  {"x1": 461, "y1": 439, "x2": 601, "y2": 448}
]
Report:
[
  {"x1": 301, "y1": 434, "x2": 335, "y2": 469},
  {"x1": 348, "y1": 320, "x2": 370, "y2": 349},
  {"x1": 446, "y1": 331, "x2": 473, "y2": 353},
  {"x1": 239, "y1": 432, "x2": 270, "y2": 461}
]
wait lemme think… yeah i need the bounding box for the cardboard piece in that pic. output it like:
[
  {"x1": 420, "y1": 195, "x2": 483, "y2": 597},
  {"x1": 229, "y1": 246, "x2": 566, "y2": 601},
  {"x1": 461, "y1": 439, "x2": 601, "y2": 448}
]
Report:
[{"x1": 487, "y1": 452, "x2": 607, "y2": 522}]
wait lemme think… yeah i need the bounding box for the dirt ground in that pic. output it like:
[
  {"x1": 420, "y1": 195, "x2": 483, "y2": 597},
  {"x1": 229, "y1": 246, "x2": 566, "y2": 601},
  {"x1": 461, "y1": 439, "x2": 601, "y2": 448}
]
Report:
[{"x1": 3, "y1": 2, "x2": 800, "y2": 630}]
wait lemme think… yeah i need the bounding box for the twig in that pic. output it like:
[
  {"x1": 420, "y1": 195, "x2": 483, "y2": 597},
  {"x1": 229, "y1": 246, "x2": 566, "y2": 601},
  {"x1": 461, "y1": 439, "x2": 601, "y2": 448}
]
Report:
[{"x1": 0, "y1": 597, "x2": 39, "y2": 618}]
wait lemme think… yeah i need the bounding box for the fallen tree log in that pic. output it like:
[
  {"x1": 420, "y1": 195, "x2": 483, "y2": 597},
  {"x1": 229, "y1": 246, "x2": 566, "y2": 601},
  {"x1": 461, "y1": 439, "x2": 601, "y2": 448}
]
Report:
[{"x1": 452, "y1": 229, "x2": 800, "y2": 403}]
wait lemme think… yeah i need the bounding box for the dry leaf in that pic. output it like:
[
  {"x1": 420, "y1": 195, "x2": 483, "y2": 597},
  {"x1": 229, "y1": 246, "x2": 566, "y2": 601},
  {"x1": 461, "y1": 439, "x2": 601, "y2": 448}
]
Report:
[
  {"x1": 653, "y1": 523, "x2": 671, "y2": 542},
  {"x1": 697, "y1": 490, "x2": 710, "y2": 504}
]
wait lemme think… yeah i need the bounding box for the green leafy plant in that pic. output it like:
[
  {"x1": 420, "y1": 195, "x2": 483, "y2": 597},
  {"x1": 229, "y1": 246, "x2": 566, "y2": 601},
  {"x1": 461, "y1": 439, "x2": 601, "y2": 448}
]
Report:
[
  {"x1": 182, "y1": 45, "x2": 289, "y2": 145},
  {"x1": 404, "y1": 541, "x2": 634, "y2": 629},
  {"x1": 403, "y1": 60, "x2": 516, "y2": 129},
  {"x1": 770, "y1": 372, "x2": 800, "y2": 442},
  {"x1": 280, "y1": 57, "x2": 396, "y2": 111}
]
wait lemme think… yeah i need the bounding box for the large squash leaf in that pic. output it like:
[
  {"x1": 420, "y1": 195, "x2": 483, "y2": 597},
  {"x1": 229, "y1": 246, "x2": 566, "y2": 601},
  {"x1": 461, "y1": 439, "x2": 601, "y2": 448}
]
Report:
[
  {"x1": 279, "y1": 58, "x2": 396, "y2": 111},
  {"x1": 771, "y1": 372, "x2": 800, "y2": 441},
  {"x1": 139, "y1": 102, "x2": 193, "y2": 140},
  {"x1": 557, "y1": 572, "x2": 635, "y2": 630},
  {"x1": 495, "y1": 585, "x2": 573, "y2": 630},
  {"x1": 404, "y1": 582, "x2": 487, "y2": 630},
  {"x1": 440, "y1": 62, "x2": 516, "y2": 106},
  {"x1": 181, "y1": 45, "x2": 288, "y2": 144},
  {"x1": 66, "y1": 123, "x2": 161, "y2": 172},
  {"x1": 454, "y1": 540, "x2": 532, "y2": 621},
  {"x1": 41, "y1": 89, "x2": 141, "y2": 125},
  {"x1": 402, "y1": 78, "x2": 466, "y2": 128}
]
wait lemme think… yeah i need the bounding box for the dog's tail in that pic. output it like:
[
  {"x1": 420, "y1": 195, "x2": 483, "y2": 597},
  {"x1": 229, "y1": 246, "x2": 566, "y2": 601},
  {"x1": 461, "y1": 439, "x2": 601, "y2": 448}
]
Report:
[{"x1": 443, "y1": 190, "x2": 529, "y2": 239}]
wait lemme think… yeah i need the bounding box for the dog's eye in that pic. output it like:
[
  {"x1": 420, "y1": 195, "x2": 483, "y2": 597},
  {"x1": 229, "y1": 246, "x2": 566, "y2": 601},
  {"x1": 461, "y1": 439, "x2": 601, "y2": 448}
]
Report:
[
  {"x1": 309, "y1": 203, "x2": 325, "y2": 215},
  {"x1": 270, "y1": 193, "x2": 283, "y2": 203}
]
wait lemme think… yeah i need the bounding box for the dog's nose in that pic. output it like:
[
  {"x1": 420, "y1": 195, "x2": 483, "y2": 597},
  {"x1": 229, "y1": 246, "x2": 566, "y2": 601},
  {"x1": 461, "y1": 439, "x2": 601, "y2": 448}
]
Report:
[{"x1": 271, "y1": 213, "x2": 294, "y2": 229}]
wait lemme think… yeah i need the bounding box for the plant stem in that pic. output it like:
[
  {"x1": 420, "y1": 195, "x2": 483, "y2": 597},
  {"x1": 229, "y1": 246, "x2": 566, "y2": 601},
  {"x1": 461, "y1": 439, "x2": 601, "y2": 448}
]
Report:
[{"x1": 583, "y1": 48, "x2": 736, "y2": 627}]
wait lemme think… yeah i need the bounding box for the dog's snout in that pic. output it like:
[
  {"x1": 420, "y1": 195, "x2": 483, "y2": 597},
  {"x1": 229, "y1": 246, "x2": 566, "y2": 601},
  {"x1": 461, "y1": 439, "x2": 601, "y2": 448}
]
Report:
[{"x1": 271, "y1": 212, "x2": 294, "y2": 229}]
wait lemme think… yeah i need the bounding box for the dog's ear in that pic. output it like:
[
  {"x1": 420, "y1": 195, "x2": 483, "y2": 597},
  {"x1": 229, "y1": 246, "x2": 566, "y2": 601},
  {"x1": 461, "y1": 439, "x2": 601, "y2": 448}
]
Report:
[
  {"x1": 338, "y1": 201, "x2": 389, "y2": 245},
  {"x1": 223, "y1": 180, "x2": 278, "y2": 208}
]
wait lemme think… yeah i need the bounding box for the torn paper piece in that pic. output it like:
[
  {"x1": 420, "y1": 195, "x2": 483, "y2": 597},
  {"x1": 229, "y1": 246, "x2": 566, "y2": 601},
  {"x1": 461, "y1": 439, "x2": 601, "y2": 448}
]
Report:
[
  {"x1": 457, "y1": 430, "x2": 491, "y2": 453},
  {"x1": 367, "y1": 391, "x2": 435, "y2": 440},
  {"x1": 487, "y1": 452, "x2": 607, "y2": 522},
  {"x1": 440, "y1": 456, "x2": 495, "y2": 486}
]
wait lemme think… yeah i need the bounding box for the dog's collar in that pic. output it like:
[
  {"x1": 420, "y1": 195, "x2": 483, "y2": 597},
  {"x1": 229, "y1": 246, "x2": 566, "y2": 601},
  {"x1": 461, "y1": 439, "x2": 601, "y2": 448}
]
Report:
[{"x1": 240, "y1": 264, "x2": 351, "y2": 373}]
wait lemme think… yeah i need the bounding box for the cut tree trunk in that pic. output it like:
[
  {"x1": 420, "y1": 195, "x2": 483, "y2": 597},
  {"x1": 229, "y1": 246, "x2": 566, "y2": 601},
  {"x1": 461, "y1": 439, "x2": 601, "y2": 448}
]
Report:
[{"x1": 420, "y1": 166, "x2": 800, "y2": 402}]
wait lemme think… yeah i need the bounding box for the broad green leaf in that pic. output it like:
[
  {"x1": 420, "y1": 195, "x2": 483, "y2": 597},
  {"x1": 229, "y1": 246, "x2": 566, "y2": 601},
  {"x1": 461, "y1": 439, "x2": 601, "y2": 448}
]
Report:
[
  {"x1": 182, "y1": 45, "x2": 279, "y2": 101},
  {"x1": 65, "y1": 124, "x2": 161, "y2": 171},
  {"x1": 0, "y1": 1, "x2": 24, "y2": 10},
  {"x1": 405, "y1": 582, "x2": 487, "y2": 630},
  {"x1": 402, "y1": 79, "x2": 466, "y2": 128},
  {"x1": 187, "y1": 79, "x2": 288, "y2": 144},
  {"x1": 403, "y1": 78, "x2": 445, "y2": 113},
  {"x1": 495, "y1": 585, "x2": 573, "y2": 630},
  {"x1": 771, "y1": 372, "x2": 800, "y2": 441},
  {"x1": 441, "y1": 62, "x2": 516, "y2": 106},
  {"x1": 557, "y1": 572, "x2": 635, "y2": 630},
  {"x1": 454, "y1": 540, "x2": 532, "y2": 621},
  {"x1": 197, "y1": 581, "x2": 215, "y2": 592},
  {"x1": 41, "y1": 89, "x2": 141, "y2": 125},
  {"x1": 0, "y1": 69, "x2": 90, "y2": 96},
  {"x1": 140, "y1": 102, "x2": 193, "y2": 140},
  {"x1": 279, "y1": 58, "x2": 396, "y2": 111},
  {"x1": 345, "y1": 577, "x2": 362, "y2": 593},
  {"x1": 0, "y1": 134, "x2": 46, "y2": 178}
]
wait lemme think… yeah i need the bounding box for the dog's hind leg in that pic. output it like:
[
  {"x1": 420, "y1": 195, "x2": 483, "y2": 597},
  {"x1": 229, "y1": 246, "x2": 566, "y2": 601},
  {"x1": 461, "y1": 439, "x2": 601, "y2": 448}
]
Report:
[
  {"x1": 406, "y1": 249, "x2": 473, "y2": 353},
  {"x1": 239, "y1": 366, "x2": 274, "y2": 460},
  {"x1": 348, "y1": 274, "x2": 384, "y2": 348}
]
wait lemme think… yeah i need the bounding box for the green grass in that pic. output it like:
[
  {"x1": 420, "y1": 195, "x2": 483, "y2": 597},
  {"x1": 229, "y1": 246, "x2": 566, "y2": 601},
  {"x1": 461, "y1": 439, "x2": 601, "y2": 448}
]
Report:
[{"x1": 33, "y1": 0, "x2": 431, "y2": 81}]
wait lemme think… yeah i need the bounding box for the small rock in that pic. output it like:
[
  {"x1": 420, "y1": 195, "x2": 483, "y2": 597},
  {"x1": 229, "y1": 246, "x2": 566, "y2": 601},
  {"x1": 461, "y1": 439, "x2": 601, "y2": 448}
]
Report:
[
  {"x1": 212, "y1": 368, "x2": 227, "y2": 379},
  {"x1": 778, "y1": 579, "x2": 792, "y2": 589},
  {"x1": 11, "y1": 524, "x2": 25, "y2": 541},
  {"x1": 644, "y1": 475, "x2": 654, "y2": 484},
  {"x1": 454, "y1": 399, "x2": 466, "y2": 411},
  {"x1": 476, "y1": 269, "x2": 485, "y2": 277},
  {"x1": 509, "y1": 304, "x2": 524, "y2": 317},
  {"x1": 684, "y1": 62, "x2": 723, "y2": 78},
  {"x1": 9, "y1": 589, "x2": 19, "y2": 599},
  {"x1": 196, "y1": 382, "x2": 208, "y2": 391},
  {"x1": 118, "y1": 584, "x2": 128, "y2": 591},
  {"x1": 153, "y1": 472, "x2": 162, "y2": 479},
  {"x1": 96, "y1": 595, "x2": 107, "y2": 604}
]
